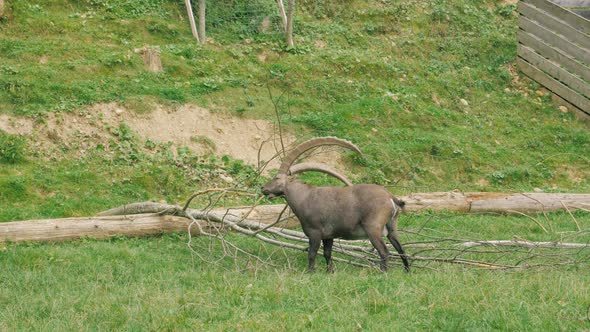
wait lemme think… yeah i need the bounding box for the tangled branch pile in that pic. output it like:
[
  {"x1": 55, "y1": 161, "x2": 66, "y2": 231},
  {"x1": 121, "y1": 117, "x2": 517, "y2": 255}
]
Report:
[{"x1": 98, "y1": 188, "x2": 590, "y2": 272}]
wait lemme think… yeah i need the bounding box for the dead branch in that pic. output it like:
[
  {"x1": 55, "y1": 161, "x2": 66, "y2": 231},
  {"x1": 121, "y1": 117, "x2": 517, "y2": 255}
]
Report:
[
  {"x1": 94, "y1": 199, "x2": 590, "y2": 271},
  {"x1": 5, "y1": 188, "x2": 590, "y2": 272},
  {"x1": 458, "y1": 240, "x2": 590, "y2": 249}
]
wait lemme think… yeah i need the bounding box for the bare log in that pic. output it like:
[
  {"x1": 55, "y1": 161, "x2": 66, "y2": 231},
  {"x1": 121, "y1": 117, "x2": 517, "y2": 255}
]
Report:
[
  {"x1": 2, "y1": 200, "x2": 589, "y2": 271},
  {"x1": 401, "y1": 191, "x2": 590, "y2": 213},
  {"x1": 98, "y1": 201, "x2": 300, "y2": 228},
  {"x1": 0, "y1": 214, "x2": 199, "y2": 243},
  {"x1": 4, "y1": 190, "x2": 587, "y2": 243},
  {"x1": 103, "y1": 191, "x2": 590, "y2": 220},
  {"x1": 468, "y1": 192, "x2": 590, "y2": 213},
  {"x1": 402, "y1": 191, "x2": 470, "y2": 212}
]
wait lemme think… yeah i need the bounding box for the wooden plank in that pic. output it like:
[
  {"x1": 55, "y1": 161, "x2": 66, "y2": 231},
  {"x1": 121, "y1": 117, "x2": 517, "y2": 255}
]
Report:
[
  {"x1": 518, "y1": 58, "x2": 590, "y2": 114},
  {"x1": 519, "y1": 15, "x2": 590, "y2": 65},
  {"x1": 519, "y1": 2, "x2": 590, "y2": 51},
  {"x1": 518, "y1": 30, "x2": 590, "y2": 82},
  {"x1": 524, "y1": 0, "x2": 590, "y2": 35},
  {"x1": 518, "y1": 44, "x2": 590, "y2": 98},
  {"x1": 549, "y1": 0, "x2": 590, "y2": 7}
]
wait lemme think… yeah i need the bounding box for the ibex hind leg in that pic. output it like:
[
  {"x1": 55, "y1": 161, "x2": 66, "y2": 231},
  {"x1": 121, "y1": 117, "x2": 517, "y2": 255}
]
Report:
[
  {"x1": 386, "y1": 201, "x2": 410, "y2": 272},
  {"x1": 386, "y1": 233, "x2": 410, "y2": 272},
  {"x1": 366, "y1": 229, "x2": 390, "y2": 272},
  {"x1": 322, "y1": 239, "x2": 334, "y2": 273}
]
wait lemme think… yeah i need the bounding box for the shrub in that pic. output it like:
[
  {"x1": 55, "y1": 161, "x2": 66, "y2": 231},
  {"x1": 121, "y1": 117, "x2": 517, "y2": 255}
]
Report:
[{"x1": 0, "y1": 131, "x2": 26, "y2": 163}]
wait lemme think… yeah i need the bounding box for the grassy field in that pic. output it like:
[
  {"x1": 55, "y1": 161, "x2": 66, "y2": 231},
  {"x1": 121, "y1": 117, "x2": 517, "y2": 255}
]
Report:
[
  {"x1": 1, "y1": 0, "x2": 590, "y2": 330},
  {"x1": 1, "y1": 220, "x2": 590, "y2": 331}
]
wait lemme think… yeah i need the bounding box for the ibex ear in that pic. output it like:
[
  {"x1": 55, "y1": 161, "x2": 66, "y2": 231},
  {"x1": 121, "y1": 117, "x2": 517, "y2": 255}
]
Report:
[{"x1": 288, "y1": 162, "x2": 352, "y2": 186}]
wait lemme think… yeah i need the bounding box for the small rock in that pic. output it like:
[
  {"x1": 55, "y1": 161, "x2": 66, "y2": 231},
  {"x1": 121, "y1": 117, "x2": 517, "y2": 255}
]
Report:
[
  {"x1": 314, "y1": 40, "x2": 327, "y2": 49},
  {"x1": 533, "y1": 187, "x2": 543, "y2": 193},
  {"x1": 504, "y1": 88, "x2": 511, "y2": 93},
  {"x1": 219, "y1": 174, "x2": 234, "y2": 184},
  {"x1": 371, "y1": 128, "x2": 378, "y2": 133},
  {"x1": 385, "y1": 91, "x2": 399, "y2": 101},
  {"x1": 431, "y1": 93, "x2": 441, "y2": 105},
  {"x1": 535, "y1": 90, "x2": 544, "y2": 97},
  {"x1": 460, "y1": 98, "x2": 469, "y2": 106},
  {"x1": 559, "y1": 106, "x2": 568, "y2": 113},
  {"x1": 115, "y1": 109, "x2": 124, "y2": 116}
]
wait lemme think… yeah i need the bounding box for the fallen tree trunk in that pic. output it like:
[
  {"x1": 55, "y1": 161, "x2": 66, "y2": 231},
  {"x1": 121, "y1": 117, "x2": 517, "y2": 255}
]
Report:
[
  {"x1": 2, "y1": 201, "x2": 589, "y2": 270},
  {"x1": 0, "y1": 214, "x2": 198, "y2": 243},
  {"x1": 97, "y1": 192, "x2": 590, "y2": 218},
  {"x1": 0, "y1": 204, "x2": 294, "y2": 243},
  {"x1": 2, "y1": 192, "x2": 588, "y2": 243},
  {"x1": 401, "y1": 191, "x2": 590, "y2": 213}
]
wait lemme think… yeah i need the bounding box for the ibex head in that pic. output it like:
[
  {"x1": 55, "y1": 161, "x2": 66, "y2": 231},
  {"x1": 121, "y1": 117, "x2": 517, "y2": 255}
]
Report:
[{"x1": 261, "y1": 137, "x2": 362, "y2": 199}]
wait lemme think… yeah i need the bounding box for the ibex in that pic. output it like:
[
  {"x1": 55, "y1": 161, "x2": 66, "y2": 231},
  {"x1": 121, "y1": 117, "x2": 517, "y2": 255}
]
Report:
[{"x1": 262, "y1": 137, "x2": 410, "y2": 272}]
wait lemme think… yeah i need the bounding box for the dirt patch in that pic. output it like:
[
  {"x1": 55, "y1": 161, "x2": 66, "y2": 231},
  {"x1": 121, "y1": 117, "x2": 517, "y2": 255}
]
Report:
[
  {"x1": 0, "y1": 103, "x2": 346, "y2": 171},
  {"x1": 0, "y1": 114, "x2": 34, "y2": 135}
]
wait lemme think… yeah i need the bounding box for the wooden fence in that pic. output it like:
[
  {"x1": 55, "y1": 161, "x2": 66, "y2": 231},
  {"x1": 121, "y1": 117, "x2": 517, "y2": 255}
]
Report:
[{"x1": 517, "y1": 0, "x2": 590, "y2": 119}]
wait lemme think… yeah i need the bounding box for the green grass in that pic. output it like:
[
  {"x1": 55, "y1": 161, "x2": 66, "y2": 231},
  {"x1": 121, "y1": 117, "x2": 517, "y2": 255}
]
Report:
[
  {"x1": 1, "y1": 0, "x2": 588, "y2": 192},
  {"x1": 1, "y1": 230, "x2": 589, "y2": 331},
  {"x1": 1, "y1": 0, "x2": 590, "y2": 329}
]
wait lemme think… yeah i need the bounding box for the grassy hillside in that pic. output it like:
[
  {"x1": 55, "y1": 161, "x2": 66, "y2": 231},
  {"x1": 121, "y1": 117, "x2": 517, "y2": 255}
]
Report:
[
  {"x1": 1, "y1": 0, "x2": 588, "y2": 206},
  {"x1": 1, "y1": 1, "x2": 590, "y2": 330}
]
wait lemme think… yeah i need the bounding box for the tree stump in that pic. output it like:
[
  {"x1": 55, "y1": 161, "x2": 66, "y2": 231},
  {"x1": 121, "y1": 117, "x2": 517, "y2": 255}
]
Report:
[{"x1": 135, "y1": 46, "x2": 163, "y2": 72}]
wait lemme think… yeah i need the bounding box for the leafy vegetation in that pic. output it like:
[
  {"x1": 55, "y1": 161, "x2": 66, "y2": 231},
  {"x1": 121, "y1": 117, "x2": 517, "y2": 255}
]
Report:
[
  {"x1": 0, "y1": 0, "x2": 589, "y2": 330},
  {"x1": 0, "y1": 132, "x2": 27, "y2": 163}
]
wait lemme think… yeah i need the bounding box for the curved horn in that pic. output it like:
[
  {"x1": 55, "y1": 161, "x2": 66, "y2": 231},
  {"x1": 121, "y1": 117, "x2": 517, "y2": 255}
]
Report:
[
  {"x1": 278, "y1": 137, "x2": 362, "y2": 174},
  {"x1": 289, "y1": 162, "x2": 353, "y2": 186}
]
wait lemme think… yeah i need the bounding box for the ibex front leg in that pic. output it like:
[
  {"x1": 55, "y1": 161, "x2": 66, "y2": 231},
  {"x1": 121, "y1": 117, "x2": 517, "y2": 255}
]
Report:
[{"x1": 307, "y1": 238, "x2": 321, "y2": 273}]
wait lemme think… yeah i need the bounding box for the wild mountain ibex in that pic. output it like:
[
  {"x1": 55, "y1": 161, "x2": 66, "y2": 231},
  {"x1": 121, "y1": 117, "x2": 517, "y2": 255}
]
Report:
[{"x1": 262, "y1": 137, "x2": 410, "y2": 272}]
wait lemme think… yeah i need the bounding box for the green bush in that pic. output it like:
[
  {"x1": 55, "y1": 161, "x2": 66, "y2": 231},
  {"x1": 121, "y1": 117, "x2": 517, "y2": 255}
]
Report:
[{"x1": 0, "y1": 131, "x2": 26, "y2": 163}]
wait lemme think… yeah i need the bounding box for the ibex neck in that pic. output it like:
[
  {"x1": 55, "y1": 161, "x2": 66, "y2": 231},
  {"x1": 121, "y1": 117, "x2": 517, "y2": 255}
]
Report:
[{"x1": 284, "y1": 180, "x2": 312, "y2": 208}]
